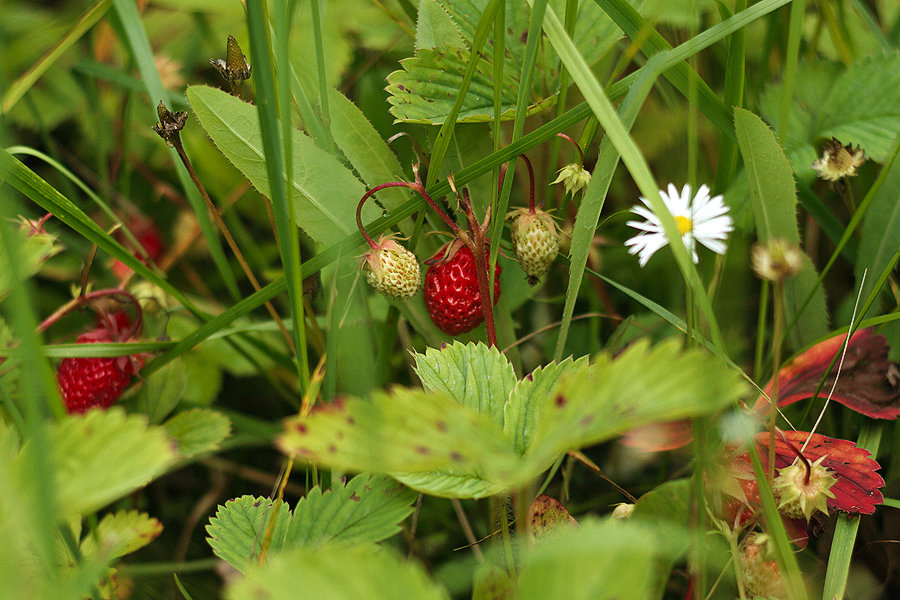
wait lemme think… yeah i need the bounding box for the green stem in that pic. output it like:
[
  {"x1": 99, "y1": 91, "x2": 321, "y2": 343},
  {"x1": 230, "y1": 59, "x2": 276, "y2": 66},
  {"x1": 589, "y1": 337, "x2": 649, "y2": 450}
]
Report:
[
  {"x1": 499, "y1": 494, "x2": 517, "y2": 580},
  {"x1": 768, "y1": 280, "x2": 785, "y2": 482}
]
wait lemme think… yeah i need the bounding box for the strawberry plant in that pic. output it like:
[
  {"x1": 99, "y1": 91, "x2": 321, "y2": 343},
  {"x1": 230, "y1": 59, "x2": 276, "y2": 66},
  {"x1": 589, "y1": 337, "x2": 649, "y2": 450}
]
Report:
[{"x1": 1, "y1": 1, "x2": 900, "y2": 599}]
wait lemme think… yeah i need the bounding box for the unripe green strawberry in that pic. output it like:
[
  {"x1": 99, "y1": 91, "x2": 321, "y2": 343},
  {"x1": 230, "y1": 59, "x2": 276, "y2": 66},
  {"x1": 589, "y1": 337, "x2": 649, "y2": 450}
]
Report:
[
  {"x1": 739, "y1": 534, "x2": 785, "y2": 599},
  {"x1": 360, "y1": 235, "x2": 420, "y2": 299},
  {"x1": 507, "y1": 207, "x2": 559, "y2": 285},
  {"x1": 773, "y1": 456, "x2": 836, "y2": 521}
]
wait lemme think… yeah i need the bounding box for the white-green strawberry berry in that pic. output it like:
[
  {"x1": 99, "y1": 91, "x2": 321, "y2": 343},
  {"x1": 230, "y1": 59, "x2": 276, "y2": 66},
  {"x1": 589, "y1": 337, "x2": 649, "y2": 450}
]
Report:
[
  {"x1": 361, "y1": 235, "x2": 420, "y2": 299},
  {"x1": 551, "y1": 162, "x2": 591, "y2": 197},
  {"x1": 773, "y1": 456, "x2": 836, "y2": 521},
  {"x1": 508, "y1": 207, "x2": 559, "y2": 285},
  {"x1": 739, "y1": 534, "x2": 785, "y2": 599}
]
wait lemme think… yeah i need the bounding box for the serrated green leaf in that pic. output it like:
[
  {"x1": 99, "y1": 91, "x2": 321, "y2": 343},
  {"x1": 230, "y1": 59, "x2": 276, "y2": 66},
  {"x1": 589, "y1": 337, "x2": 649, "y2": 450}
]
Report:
[
  {"x1": 280, "y1": 341, "x2": 746, "y2": 497},
  {"x1": 278, "y1": 387, "x2": 521, "y2": 492},
  {"x1": 760, "y1": 55, "x2": 900, "y2": 168},
  {"x1": 164, "y1": 408, "x2": 232, "y2": 458},
  {"x1": 80, "y1": 510, "x2": 163, "y2": 561},
  {"x1": 286, "y1": 474, "x2": 416, "y2": 547},
  {"x1": 734, "y1": 107, "x2": 829, "y2": 348},
  {"x1": 416, "y1": 0, "x2": 466, "y2": 50},
  {"x1": 386, "y1": 45, "x2": 553, "y2": 124},
  {"x1": 186, "y1": 85, "x2": 379, "y2": 245},
  {"x1": 326, "y1": 88, "x2": 410, "y2": 226},
  {"x1": 856, "y1": 140, "x2": 900, "y2": 304},
  {"x1": 25, "y1": 408, "x2": 177, "y2": 518},
  {"x1": 523, "y1": 339, "x2": 748, "y2": 471},
  {"x1": 504, "y1": 356, "x2": 588, "y2": 453},
  {"x1": 130, "y1": 357, "x2": 186, "y2": 423},
  {"x1": 517, "y1": 518, "x2": 675, "y2": 600},
  {"x1": 391, "y1": 470, "x2": 504, "y2": 498},
  {"x1": 226, "y1": 544, "x2": 449, "y2": 600},
  {"x1": 413, "y1": 341, "x2": 517, "y2": 428},
  {"x1": 206, "y1": 496, "x2": 292, "y2": 572}
]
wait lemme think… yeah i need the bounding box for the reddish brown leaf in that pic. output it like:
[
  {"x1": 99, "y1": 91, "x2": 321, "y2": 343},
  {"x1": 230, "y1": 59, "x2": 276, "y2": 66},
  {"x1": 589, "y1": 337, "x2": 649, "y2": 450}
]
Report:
[
  {"x1": 528, "y1": 494, "x2": 577, "y2": 543},
  {"x1": 713, "y1": 456, "x2": 811, "y2": 548},
  {"x1": 754, "y1": 329, "x2": 900, "y2": 420},
  {"x1": 751, "y1": 431, "x2": 884, "y2": 515}
]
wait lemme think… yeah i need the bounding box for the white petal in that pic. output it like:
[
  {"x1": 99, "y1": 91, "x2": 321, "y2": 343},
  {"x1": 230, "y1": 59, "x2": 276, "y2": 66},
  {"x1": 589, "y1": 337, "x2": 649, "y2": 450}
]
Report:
[
  {"x1": 699, "y1": 238, "x2": 727, "y2": 254},
  {"x1": 626, "y1": 220, "x2": 664, "y2": 233}
]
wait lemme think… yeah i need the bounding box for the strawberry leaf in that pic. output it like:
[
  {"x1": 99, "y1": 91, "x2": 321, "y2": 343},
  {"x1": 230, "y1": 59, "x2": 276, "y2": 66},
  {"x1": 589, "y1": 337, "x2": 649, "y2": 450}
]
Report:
[
  {"x1": 414, "y1": 341, "x2": 517, "y2": 429},
  {"x1": 285, "y1": 474, "x2": 416, "y2": 548},
  {"x1": 278, "y1": 388, "x2": 520, "y2": 488},
  {"x1": 164, "y1": 408, "x2": 232, "y2": 459},
  {"x1": 504, "y1": 356, "x2": 588, "y2": 454},
  {"x1": 279, "y1": 340, "x2": 747, "y2": 497},
  {"x1": 27, "y1": 408, "x2": 177, "y2": 518},
  {"x1": 523, "y1": 339, "x2": 748, "y2": 471},
  {"x1": 226, "y1": 543, "x2": 449, "y2": 600},
  {"x1": 206, "y1": 496, "x2": 293, "y2": 572},
  {"x1": 80, "y1": 510, "x2": 163, "y2": 561},
  {"x1": 516, "y1": 518, "x2": 683, "y2": 600},
  {"x1": 754, "y1": 328, "x2": 900, "y2": 419}
]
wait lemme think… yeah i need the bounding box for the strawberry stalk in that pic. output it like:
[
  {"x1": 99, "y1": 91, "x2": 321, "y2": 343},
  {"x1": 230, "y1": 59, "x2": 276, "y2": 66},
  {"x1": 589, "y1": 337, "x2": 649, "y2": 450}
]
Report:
[
  {"x1": 448, "y1": 175, "x2": 498, "y2": 347},
  {"x1": 355, "y1": 162, "x2": 464, "y2": 246},
  {"x1": 556, "y1": 132, "x2": 585, "y2": 165},
  {"x1": 38, "y1": 288, "x2": 143, "y2": 341}
]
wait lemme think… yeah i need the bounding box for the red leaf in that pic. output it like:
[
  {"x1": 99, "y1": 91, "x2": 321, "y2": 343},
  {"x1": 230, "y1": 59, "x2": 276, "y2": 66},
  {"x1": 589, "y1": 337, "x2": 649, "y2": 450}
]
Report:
[
  {"x1": 751, "y1": 431, "x2": 884, "y2": 515},
  {"x1": 715, "y1": 456, "x2": 812, "y2": 548},
  {"x1": 754, "y1": 329, "x2": 900, "y2": 420}
]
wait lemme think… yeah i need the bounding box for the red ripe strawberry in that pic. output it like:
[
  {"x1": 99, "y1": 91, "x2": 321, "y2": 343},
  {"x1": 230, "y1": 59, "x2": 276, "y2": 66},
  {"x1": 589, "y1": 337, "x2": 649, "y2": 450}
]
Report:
[
  {"x1": 424, "y1": 243, "x2": 500, "y2": 335},
  {"x1": 57, "y1": 330, "x2": 139, "y2": 413},
  {"x1": 112, "y1": 216, "x2": 164, "y2": 279}
]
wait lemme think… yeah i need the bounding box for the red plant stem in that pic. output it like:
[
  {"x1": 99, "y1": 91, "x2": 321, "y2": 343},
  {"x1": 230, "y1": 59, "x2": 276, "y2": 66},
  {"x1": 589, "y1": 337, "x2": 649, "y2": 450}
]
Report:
[
  {"x1": 450, "y1": 175, "x2": 497, "y2": 347},
  {"x1": 556, "y1": 132, "x2": 585, "y2": 164},
  {"x1": 356, "y1": 182, "x2": 411, "y2": 248},
  {"x1": 38, "y1": 288, "x2": 143, "y2": 340},
  {"x1": 355, "y1": 177, "x2": 463, "y2": 247}
]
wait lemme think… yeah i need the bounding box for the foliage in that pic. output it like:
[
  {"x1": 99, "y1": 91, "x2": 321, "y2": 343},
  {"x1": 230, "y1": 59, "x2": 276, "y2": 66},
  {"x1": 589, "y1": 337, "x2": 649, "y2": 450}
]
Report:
[{"x1": 1, "y1": 0, "x2": 899, "y2": 598}]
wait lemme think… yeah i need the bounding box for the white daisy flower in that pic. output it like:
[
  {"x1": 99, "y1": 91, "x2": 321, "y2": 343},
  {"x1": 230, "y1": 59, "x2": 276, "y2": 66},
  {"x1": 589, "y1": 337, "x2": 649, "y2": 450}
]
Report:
[{"x1": 625, "y1": 183, "x2": 733, "y2": 267}]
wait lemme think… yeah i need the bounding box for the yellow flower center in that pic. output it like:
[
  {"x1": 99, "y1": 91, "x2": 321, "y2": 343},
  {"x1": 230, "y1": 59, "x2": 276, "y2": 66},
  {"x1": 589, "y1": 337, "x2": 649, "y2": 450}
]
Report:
[{"x1": 674, "y1": 215, "x2": 693, "y2": 235}]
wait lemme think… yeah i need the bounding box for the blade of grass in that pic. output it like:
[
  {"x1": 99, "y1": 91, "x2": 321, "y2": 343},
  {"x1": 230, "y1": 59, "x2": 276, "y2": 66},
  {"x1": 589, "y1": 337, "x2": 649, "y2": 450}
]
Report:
[
  {"x1": 309, "y1": 0, "x2": 334, "y2": 154},
  {"x1": 714, "y1": 0, "x2": 746, "y2": 193},
  {"x1": 111, "y1": 0, "x2": 240, "y2": 300},
  {"x1": 246, "y1": 1, "x2": 309, "y2": 389},
  {"x1": 553, "y1": 55, "x2": 659, "y2": 360},
  {"x1": 822, "y1": 424, "x2": 882, "y2": 600},
  {"x1": 778, "y1": 0, "x2": 805, "y2": 145},
  {"x1": 746, "y1": 442, "x2": 810, "y2": 600},
  {"x1": 489, "y1": 0, "x2": 548, "y2": 305},
  {"x1": 533, "y1": 1, "x2": 725, "y2": 351},
  {"x1": 592, "y1": 0, "x2": 785, "y2": 140},
  {"x1": 6, "y1": 146, "x2": 148, "y2": 264},
  {"x1": 1, "y1": 0, "x2": 112, "y2": 114}
]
